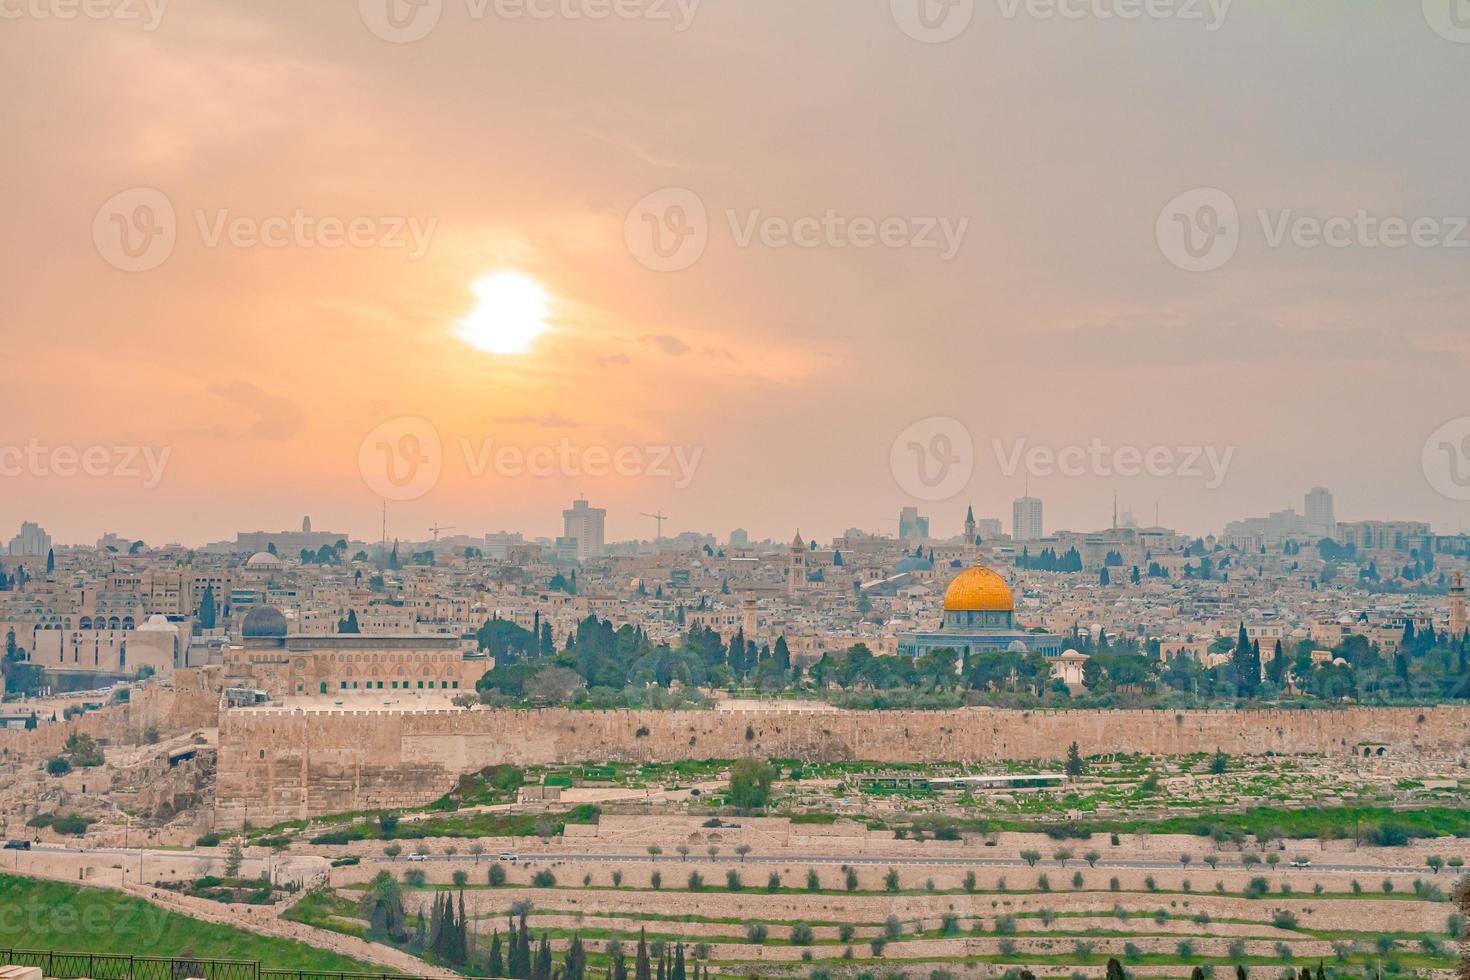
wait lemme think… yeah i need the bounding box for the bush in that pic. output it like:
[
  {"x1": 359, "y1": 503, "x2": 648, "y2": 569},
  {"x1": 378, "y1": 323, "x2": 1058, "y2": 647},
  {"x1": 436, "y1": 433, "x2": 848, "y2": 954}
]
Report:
[
  {"x1": 767, "y1": 871, "x2": 781, "y2": 892},
  {"x1": 884, "y1": 915, "x2": 902, "y2": 938},
  {"x1": 884, "y1": 868, "x2": 900, "y2": 892},
  {"x1": 196, "y1": 834, "x2": 221, "y2": 847},
  {"x1": 1271, "y1": 909, "x2": 1298, "y2": 929},
  {"x1": 403, "y1": 869, "x2": 426, "y2": 886},
  {"x1": 688, "y1": 872, "x2": 704, "y2": 891},
  {"x1": 532, "y1": 869, "x2": 556, "y2": 887},
  {"x1": 46, "y1": 756, "x2": 71, "y2": 776},
  {"x1": 726, "y1": 870, "x2": 742, "y2": 890},
  {"x1": 791, "y1": 923, "x2": 814, "y2": 945},
  {"x1": 488, "y1": 863, "x2": 507, "y2": 886},
  {"x1": 650, "y1": 871, "x2": 662, "y2": 890},
  {"x1": 746, "y1": 923, "x2": 768, "y2": 944},
  {"x1": 839, "y1": 923, "x2": 856, "y2": 942},
  {"x1": 452, "y1": 870, "x2": 468, "y2": 887}
]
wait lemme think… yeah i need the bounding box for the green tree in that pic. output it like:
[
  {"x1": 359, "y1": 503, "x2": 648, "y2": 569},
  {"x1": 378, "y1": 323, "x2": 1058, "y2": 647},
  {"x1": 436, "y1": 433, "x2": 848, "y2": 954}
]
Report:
[{"x1": 728, "y1": 758, "x2": 776, "y2": 811}]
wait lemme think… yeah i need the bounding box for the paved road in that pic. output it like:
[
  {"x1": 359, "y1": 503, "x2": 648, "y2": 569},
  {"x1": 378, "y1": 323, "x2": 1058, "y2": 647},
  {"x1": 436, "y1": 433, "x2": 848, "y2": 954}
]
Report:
[{"x1": 19, "y1": 843, "x2": 1433, "y2": 876}]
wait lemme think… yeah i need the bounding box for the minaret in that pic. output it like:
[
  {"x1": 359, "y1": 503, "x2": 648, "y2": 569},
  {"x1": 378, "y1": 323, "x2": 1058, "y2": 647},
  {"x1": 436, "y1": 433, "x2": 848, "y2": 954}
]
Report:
[
  {"x1": 1451, "y1": 571, "x2": 1466, "y2": 641},
  {"x1": 788, "y1": 531, "x2": 806, "y2": 596},
  {"x1": 964, "y1": 504, "x2": 976, "y2": 544},
  {"x1": 742, "y1": 596, "x2": 759, "y2": 639}
]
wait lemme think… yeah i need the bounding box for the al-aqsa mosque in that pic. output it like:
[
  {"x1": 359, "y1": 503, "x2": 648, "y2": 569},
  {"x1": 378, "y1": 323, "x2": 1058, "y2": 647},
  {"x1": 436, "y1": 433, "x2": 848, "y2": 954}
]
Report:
[{"x1": 897, "y1": 560, "x2": 1063, "y2": 660}]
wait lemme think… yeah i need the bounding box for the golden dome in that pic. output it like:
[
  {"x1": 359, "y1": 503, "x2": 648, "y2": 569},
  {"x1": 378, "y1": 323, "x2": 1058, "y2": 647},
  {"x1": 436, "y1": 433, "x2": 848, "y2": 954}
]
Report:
[{"x1": 943, "y1": 563, "x2": 1015, "y2": 613}]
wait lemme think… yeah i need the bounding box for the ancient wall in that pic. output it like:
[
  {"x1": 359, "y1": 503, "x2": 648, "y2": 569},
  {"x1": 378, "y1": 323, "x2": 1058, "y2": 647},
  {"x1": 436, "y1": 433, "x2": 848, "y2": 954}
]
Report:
[
  {"x1": 0, "y1": 667, "x2": 221, "y2": 763},
  {"x1": 214, "y1": 703, "x2": 1470, "y2": 827}
]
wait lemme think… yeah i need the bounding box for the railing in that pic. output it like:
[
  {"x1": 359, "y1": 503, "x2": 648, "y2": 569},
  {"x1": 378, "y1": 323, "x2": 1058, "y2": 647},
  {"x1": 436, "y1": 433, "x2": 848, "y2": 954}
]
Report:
[{"x1": 0, "y1": 950, "x2": 418, "y2": 980}]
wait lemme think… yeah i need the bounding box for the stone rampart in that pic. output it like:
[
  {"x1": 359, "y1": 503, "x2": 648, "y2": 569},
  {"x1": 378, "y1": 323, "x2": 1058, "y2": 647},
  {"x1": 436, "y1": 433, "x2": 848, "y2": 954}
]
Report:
[{"x1": 213, "y1": 704, "x2": 1470, "y2": 827}]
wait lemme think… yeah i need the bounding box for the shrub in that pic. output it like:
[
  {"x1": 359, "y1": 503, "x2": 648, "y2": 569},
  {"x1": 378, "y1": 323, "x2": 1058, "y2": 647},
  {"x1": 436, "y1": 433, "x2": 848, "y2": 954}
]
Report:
[
  {"x1": 1037, "y1": 873, "x2": 1051, "y2": 892},
  {"x1": 1176, "y1": 940, "x2": 1194, "y2": 959},
  {"x1": 963, "y1": 870, "x2": 977, "y2": 892},
  {"x1": 746, "y1": 923, "x2": 768, "y2": 944},
  {"x1": 839, "y1": 923, "x2": 856, "y2": 942},
  {"x1": 807, "y1": 869, "x2": 821, "y2": 891},
  {"x1": 726, "y1": 870, "x2": 742, "y2": 891},
  {"x1": 46, "y1": 757, "x2": 71, "y2": 776},
  {"x1": 767, "y1": 871, "x2": 781, "y2": 892},
  {"x1": 452, "y1": 870, "x2": 468, "y2": 887},
  {"x1": 196, "y1": 834, "x2": 221, "y2": 847},
  {"x1": 868, "y1": 937, "x2": 887, "y2": 957},
  {"x1": 532, "y1": 869, "x2": 556, "y2": 887},
  {"x1": 941, "y1": 914, "x2": 960, "y2": 934},
  {"x1": 1109, "y1": 876, "x2": 1120, "y2": 891},
  {"x1": 994, "y1": 915, "x2": 1016, "y2": 935},
  {"x1": 488, "y1": 863, "x2": 507, "y2": 886},
  {"x1": 403, "y1": 869, "x2": 426, "y2": 886},
  {"x1": 687, "y1": 872, "x2": 704, "y2": 891},
  {"x1": 791, "y1": 923, "x2": 814, "y2": 945},
  {"x1": 884, "y1": 915, "x2": 902, "y2": 938},
  {"x1": 1271, "y1": 910, "x2": 1298, "y2": 929},
  {"x1": 883, "y1": 868, "x2": 901, "y2": 892},
  {"x1": 650, "y1": 871, "x2": 662, "y2": 890}
]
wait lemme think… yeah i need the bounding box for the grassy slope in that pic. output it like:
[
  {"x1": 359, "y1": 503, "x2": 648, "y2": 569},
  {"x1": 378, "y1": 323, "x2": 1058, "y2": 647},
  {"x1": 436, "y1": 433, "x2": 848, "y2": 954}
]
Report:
[{"x1": 0, "y1": 874, "x2": 383, "y2": 973}]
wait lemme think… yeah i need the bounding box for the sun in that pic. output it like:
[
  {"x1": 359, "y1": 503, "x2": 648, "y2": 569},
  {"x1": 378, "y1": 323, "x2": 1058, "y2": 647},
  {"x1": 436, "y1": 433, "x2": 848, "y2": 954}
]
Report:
[{"x1": 457, "y1": 272, "x2": 551, "y2": 355}]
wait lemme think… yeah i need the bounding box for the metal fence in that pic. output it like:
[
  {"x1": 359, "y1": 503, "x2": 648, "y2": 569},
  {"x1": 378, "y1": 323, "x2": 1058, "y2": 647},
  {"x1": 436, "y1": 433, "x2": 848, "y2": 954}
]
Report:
[{"x1": 0, "y1": 950, "x2": 420, "y2": 980}]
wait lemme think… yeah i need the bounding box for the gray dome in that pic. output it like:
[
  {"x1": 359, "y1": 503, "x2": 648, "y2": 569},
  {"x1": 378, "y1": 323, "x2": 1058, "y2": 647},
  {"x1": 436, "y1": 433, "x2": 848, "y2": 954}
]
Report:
[{"x1": 241, "y1": 606, "x2": 288, "y2": 639}]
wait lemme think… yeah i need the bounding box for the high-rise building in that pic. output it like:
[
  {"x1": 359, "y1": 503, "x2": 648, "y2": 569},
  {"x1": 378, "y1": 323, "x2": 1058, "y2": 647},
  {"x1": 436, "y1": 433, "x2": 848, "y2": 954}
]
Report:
[
  {"x1": 898, "y1": 506, "x2": 929, "y2": 541},
  {"x1": 561, "y1": 498, "x2": 606, "y2": 560},
  {"x1": 1305, "y1": 487, "x2": 1335, "y2": 538},
  {"x1": 7, "y1": 521, "x2": 51, "y2": 557},
  {"x1": 1012, "y1": 497, "x2": 1043, "y2": 542},
  {"x1": 976, "y1": 518, "x2": 1003, "y2": 539}
]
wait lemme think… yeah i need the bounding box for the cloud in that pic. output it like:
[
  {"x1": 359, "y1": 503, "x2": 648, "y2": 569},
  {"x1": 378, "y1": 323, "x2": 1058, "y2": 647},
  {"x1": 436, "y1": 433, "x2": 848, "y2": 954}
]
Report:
[
  {"x1": 595, "y1": 354, "x2": 631, "y2": 366},
  {"x1": 642, "y1": 334, "x2": 690, "y2": 356},
  {"x1": 205, "y1": 382, "x2": 305, "y2": 441},
  {"x1": 494, "y1": 414, "x2": 583, "y2": 428}
]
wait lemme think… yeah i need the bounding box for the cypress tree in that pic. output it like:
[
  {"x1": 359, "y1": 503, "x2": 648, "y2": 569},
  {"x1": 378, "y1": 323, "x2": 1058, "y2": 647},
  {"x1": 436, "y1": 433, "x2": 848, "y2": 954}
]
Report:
[
  {"x1": 489, "y1": 931, "x2": 504, "y2": 978},
  {"x1": 635, "y1": 929, "x2": 651, "y2": 980}
]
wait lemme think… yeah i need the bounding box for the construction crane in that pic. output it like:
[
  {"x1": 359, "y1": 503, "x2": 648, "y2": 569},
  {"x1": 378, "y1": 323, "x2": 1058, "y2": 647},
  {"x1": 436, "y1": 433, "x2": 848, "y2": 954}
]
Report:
[
  {"x1": 429, "y1": 524, "x2": 456, "y2": 543},
  {"x1": 640, "y1": 511, "x2": 668, "y2": 541}
]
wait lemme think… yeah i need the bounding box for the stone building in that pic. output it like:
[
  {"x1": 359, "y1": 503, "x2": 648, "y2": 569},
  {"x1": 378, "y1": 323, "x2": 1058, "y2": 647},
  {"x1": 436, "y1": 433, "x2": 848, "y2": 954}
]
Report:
[{"x1": 222, "y1": 606, "x2": 487, "y2": 697}]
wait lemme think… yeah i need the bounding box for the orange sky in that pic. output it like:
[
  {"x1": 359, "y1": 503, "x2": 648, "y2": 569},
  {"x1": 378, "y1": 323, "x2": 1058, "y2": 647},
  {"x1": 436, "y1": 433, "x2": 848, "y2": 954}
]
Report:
[{"x1": 3, "y1": 1, "x2": 1470, "y2": 546}]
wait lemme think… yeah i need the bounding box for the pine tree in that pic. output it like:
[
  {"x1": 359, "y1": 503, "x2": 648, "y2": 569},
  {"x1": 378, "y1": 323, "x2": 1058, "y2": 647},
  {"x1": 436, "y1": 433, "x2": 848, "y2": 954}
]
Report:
[{"x1": 672, "y1": 943, "x2": 686, "y2": 980}]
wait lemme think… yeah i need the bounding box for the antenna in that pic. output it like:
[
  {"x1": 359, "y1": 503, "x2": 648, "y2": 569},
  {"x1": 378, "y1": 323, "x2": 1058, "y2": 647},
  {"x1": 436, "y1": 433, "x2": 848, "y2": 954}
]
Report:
[{"x1": 381, "y1": 501, "x2": 387, "y2": 548}]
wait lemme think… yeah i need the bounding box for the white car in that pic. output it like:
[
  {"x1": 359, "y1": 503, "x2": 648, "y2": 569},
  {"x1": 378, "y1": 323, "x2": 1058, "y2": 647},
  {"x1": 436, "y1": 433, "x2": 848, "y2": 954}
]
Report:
[
  {"x1": 407, "y1": 853, "x2": 430, "y2": 862},
  {"x1": 499, "y1": 852, "x2": 519, "y2": 862}
]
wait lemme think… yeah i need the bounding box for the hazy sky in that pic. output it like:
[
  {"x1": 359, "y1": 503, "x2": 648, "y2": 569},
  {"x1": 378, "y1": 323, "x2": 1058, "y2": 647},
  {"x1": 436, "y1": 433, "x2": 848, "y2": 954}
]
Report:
[{"x1": 3, "y1": 0, "x2": 1470, "y2": 547}]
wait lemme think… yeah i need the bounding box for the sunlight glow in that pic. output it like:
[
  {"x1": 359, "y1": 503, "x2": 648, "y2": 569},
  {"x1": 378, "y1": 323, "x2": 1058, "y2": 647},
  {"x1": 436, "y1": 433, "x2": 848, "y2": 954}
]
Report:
[{"x1": 457, "y1": 272, "x2": 550, "y2": 355}]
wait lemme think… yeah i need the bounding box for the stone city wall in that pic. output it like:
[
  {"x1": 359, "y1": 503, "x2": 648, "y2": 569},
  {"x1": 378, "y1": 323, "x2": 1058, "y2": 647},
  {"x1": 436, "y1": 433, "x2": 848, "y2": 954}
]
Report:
[
  {"x1": 0, "y1": 667, "x2": 221, "y2": 763},
  {"x1": 214, "y1": 703, "x2": 1470, "y2": 827}
]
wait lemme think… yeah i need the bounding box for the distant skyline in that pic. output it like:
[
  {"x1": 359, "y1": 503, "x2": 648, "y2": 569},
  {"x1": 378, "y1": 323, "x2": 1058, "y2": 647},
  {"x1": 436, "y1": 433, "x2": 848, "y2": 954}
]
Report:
[{"x1": 4, "y1": 2, "x2": 1470, "y2": 546}]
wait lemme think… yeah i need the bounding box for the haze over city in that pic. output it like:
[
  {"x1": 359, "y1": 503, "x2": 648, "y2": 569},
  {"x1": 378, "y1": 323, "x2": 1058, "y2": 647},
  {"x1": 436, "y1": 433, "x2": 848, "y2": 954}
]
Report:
[{"x1": 5, "y1": 2, "x2": 1470, "y2": 546}]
